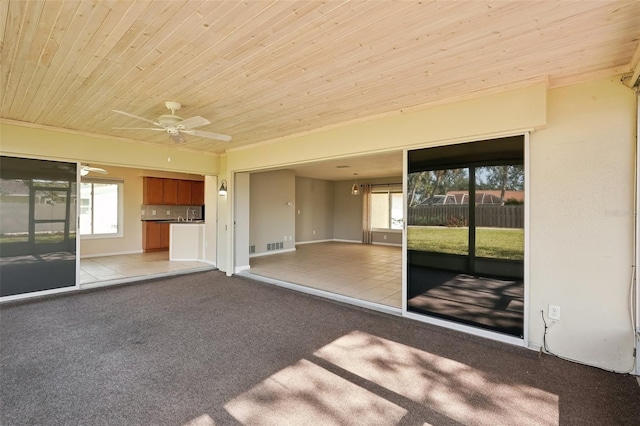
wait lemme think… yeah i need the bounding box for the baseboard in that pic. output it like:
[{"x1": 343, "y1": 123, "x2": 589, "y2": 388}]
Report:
[
  {"x1": 372, "y1": 242, "x2": 402, "y2": 247},
  {"x1": 80, "y1": 250, "x2": 143, "y2": 259},
  {"x1": 295, "y1": 239, "x2": 334, "y2": 245},
  {"x1": 296, "y1": 239, "x2": 362, "y2": 245},
  {"x1": 250, "y1": 248, "x2": 296, "y2": 258}
]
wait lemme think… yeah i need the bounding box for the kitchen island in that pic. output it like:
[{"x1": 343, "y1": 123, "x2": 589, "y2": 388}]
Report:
[{"x1": 169, "y1": 222, "x2": 205, "y2": 261}]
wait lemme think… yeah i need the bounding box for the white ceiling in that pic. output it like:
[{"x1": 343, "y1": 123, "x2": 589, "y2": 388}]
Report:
[{"x1": 2, "y1": 0, "x2": 639, "y2": 178}]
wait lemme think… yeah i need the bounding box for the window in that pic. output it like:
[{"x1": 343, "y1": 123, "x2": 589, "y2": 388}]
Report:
[
  {"x1": 80, "y1": 179, "x2": 122, "y2": 237},
  {"x1": 371, "y1": 186, "x2": 403, "y2": 230}
]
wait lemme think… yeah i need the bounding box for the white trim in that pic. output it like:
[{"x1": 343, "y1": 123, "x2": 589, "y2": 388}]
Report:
[
  {"x1": 371, "y1": 242, "x2": 402, "y2": 247},
  {"x1": 295, "y1": 239, "x2": 363, "y2": 245},
  {"x1": 234, "y1": 265, "x2": 250, "y2": 273},
  {"x1": 250, "y1": 248, "x2": 296, "y2": 258},
  {"x1": 295, "y1": 239, "x2": 336, "y2": 245},
  {"x1": 80, "y1": 249, "x2": 143, "y2": 259},
  {"x1": 372, "y1": 228, "x2": 403, "y2": 233},
  {"x1": 404, "y1": 311, "x2": 526, "y2": 347},
  {"x1": 238, "y1": 271, "x2": 402, "y2": 316}
]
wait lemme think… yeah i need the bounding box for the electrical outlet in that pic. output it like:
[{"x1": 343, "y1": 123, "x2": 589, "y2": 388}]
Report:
[
  {"x1": 166, "y1": 209, "x2": 170, "y2": 215},
  {"x1": 152, "y1": 210, "x2": 156, "y2": 216},
  {"x1": 549, "y1": 305, "x2": 561, "y2": 321},
  {"x1": 312, "y1": 230, "x2": 316, "y2": 235}
]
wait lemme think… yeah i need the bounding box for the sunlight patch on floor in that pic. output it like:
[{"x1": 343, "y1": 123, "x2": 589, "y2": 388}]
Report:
[
  {"x1": 314, "y1": 331, "x2": 558, "y2": 425},
  {"x1": 224, "y1": 359, "x2": 407, "y2": 425}
]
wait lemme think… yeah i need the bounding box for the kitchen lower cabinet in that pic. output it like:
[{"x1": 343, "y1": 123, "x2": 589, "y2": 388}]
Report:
[{"x1": 143, "y1": 221, "x2": 170, "y2": 252}]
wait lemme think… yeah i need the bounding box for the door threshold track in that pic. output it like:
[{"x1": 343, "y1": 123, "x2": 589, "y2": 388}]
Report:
[{"x1": 238, "y1": 271, "x2": 402, "y2": 317}]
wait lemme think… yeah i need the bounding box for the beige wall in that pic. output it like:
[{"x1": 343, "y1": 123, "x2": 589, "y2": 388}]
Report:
[
  {"x1": 528, "y1": 77, "x2": 636, "y2": 372},
  {"x1": 295, "y1": 176, "x2": 334, "y2": 242},
  {"x1": 0, "y1": 122, "x2": 220, "y2": 175},
  {"x1": 250, "y1": 170, "x2": 296, "y2": 255}
]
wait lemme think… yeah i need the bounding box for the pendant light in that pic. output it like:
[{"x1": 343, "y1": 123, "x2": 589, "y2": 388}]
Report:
[{"x1": 351, "y1": 173, "x2": 359, "y2": 195}]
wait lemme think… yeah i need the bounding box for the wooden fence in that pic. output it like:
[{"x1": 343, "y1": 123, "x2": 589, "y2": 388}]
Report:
[{"x1": 407, "y1": 205, "x2": 524, "y2": 228}]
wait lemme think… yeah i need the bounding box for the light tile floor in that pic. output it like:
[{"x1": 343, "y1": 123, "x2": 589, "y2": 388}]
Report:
[
  {"x1": 80, "y1": 251, "x2": 213, "y2": 285},
  {"x1": 249, "y1": 242, "x2": 402, "y2": 308}
]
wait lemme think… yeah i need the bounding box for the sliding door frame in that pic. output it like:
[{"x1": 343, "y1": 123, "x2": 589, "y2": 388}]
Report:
[
  {"x1": 402, "y1": 131, "x2": 531, "y2": 348},
  {"x1": 0, "y1": 157, "x2": 81, "y2": 303}
]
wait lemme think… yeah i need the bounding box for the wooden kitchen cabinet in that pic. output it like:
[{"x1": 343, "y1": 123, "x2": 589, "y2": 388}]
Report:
[
  {"x1": 191, "y1": 180, "x2": 205, "y2": 205},
  {"x1": 177, "y1": 180, "x2": 192, "y2": 205},
  {"x1": 142, "y1": 221, "x2": 170, "y2": 252},
  {"x1": 143, "y1": 177, "x2": 164, "y2": 204},
  {"x1": 163, "y1": 179, "x2": 179, "y2": 205},
  {"x1": 143, "y1": 177, "x2": 205, "y2": 206}
]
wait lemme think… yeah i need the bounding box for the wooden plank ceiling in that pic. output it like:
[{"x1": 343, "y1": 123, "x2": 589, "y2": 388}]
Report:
[{"x1": 2, "y1": 0, "x2": 639, "y2": 155}]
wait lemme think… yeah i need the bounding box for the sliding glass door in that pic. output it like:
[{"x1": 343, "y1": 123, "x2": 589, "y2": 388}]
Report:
[
  {"x1": 406, "y1": 136, "x2": 525, "y2": 337},
  {"x1": 0, "y1": 156, "x2": 77, "y2": 297}
]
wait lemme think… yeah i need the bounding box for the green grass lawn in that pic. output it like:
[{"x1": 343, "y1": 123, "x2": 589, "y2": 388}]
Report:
[{"x1": 408, "y1": 226, "x2": 524, "y2": 260}]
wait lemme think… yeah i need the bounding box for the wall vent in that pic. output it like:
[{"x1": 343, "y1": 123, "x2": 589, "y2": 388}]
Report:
[
  {"x1": 266, "y1": 242, "x2": 284, "y2": 251},
  {"x1": 250, "y1": 245, "x2": 255, "y2": 254}
]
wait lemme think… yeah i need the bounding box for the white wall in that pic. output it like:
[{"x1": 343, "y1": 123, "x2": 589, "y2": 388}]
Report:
[{"x1": 529, "y1": 77, "x2": 637, "y2": 372}]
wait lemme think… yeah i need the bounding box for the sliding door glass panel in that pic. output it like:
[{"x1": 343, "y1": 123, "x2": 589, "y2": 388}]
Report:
[
  {"x1": 0, "y1": 156, "x2": 77, "y2": 297},
  {"x1": 0, "y1": 180, "x2": 29, "y2": 245},
  {"x1": 474, "y1": 165, "x2": 525, "y2": 281},
  {"x1": 407, "y1": 169, "x2": 469, "y2": 258}
]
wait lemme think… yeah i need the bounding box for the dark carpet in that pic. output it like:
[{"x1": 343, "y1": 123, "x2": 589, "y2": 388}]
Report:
[{"x1": 1, "y1": 271, "x2": 639, "y2": 425}]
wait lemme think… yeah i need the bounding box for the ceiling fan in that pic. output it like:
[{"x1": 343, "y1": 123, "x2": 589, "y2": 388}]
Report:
[
  {"x1": 112, "y1": 101, "x2": 232, "y2": 144},
  {"x1": 81, "y1": 165, "x2": 108, "y2": 176}
]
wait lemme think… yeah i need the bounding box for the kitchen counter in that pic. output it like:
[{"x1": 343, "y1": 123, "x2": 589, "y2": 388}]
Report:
[{"x1": 169, "y1": 222, "x2": 205, "y2": 261}]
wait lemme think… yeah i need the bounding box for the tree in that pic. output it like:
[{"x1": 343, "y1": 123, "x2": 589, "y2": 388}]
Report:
[{"x1": 476, "y1": 165, "x2": 524, "y2": 205}]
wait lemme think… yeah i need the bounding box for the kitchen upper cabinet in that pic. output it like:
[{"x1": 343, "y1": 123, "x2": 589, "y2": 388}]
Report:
[
  {"x1": 143, "y1": 177, "x2": 164, "y2": 205},
  {"x1": 178, "y1": 180, "x2": 192, "y2": 205},
  {"x1": 163, "y1": 179, "x2": 179, "y2": 205},
  {"x1": 191, "y1": 181, "x2": 205, "y2": 205},
  {"x1": 143, "y1": 177, "x2": 205, "y2": 205}
]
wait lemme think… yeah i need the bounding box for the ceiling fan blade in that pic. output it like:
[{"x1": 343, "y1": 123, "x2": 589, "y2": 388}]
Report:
[
  {"x1": 183, "y1": 129, "x2": 232, "y2": 142},
  {"x1": 87, "y1": 167, "x2": 108, "y2": 174},
  {"x1": 112, "y1": 110, "x2": 162, "y2": 127},
  {"x1": 175, "y1": 116, "x2": 211, "y2": 129},
  {"x1": 113, "y1": 127, "x2": 165, "y2": 131},
  {"x1": 169, "y1": 131, "x2": 185, "y2": 143}
]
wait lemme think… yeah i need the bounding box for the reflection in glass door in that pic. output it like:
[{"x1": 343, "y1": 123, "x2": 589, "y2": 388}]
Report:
[
  {"x1": 0, "y1": 156, "x2": 77, "y2": 297},
  {"x1": 406, "y1": 137, "x2": 525, "y2": 337}
]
